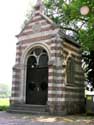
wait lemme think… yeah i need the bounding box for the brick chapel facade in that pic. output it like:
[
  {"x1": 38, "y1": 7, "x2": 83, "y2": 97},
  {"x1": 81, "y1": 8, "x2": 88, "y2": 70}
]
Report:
[{"x1": 9, "y1": 0, "x2": 85, "y2": 115}]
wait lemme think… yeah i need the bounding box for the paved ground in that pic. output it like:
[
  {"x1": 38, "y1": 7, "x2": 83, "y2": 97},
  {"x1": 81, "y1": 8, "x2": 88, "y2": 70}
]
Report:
[{"x1": 0, "y1": 111, "x2": 94, "y2": 125}]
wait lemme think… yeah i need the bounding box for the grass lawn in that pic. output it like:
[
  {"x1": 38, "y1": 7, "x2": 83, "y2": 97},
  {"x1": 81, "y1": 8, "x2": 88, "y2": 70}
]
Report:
[
  {"x1": 0, "y1": 98, "x2": 10, "y2": 106},
  {"x1": 0, "y1": 98, "x2": 10, "y2": 110}
]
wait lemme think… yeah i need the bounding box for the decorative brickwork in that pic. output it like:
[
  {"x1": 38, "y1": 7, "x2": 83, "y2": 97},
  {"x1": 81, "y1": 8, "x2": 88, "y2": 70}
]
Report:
[{"x1": 10, "y1": 0, "x2": 85, "y2": 115}]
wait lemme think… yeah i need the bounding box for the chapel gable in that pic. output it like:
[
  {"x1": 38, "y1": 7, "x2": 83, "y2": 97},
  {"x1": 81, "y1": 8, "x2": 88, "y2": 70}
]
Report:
[{"x1": 9, "y1": 0, "x2": 85, "y2": 115}]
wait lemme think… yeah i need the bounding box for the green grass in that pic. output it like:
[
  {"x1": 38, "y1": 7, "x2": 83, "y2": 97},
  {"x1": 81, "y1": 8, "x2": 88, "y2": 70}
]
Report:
[
  {"x1": 0, "y1": 98, "x2": 10, "y2": 106},
  {"x1": 0, "y1": 98, "x2": 10, "y2": 111}
]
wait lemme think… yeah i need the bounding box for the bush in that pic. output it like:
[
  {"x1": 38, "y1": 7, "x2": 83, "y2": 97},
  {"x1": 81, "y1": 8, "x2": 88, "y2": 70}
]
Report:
[{"x1": 0, "y1": 106, "x2": 9, "y2": 111}]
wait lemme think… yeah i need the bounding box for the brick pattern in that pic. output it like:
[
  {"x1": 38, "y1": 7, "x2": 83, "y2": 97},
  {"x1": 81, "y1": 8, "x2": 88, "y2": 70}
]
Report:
[
  {"x1": 11, "y1": 6, "x2": 85, "y2": 115},
  {"x1": 63, "y1": 41, "x2": 84, "y2": 87},
  {"x1": 11, "y1": 66, "x2": 21, "y2": 100},
  {"x1": 11, "y1": 10, "x2": 56, "y2": 102}
]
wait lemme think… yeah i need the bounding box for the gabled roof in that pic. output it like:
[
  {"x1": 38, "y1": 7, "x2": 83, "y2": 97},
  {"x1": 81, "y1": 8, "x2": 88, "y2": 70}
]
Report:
[
  {"x1": 59, "y1": 30, "x2": 80, "y2": 48},
  {"x1": 16, "y1": 0, "x2": 80, "y2": 48},
  {"x1": 16, "y1": 0, "x2": 57, "y2": 38}
]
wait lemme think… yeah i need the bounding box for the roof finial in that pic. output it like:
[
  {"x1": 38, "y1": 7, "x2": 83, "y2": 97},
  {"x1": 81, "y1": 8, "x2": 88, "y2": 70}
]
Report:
[{"x1": 34, "y1": 0, "x2": 44, "y2": 13}]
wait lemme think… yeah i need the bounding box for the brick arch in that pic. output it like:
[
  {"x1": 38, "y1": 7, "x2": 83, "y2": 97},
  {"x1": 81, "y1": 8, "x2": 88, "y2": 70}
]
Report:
[
  {"x1": 21, "y1": 42, "x2": 51, "y2": 66},
  {"x1": 20, "y1": 42, "x2": 51, "y2": 102}
]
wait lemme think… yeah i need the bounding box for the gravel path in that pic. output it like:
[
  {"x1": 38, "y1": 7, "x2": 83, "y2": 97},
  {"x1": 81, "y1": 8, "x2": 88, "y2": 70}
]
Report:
[{"x1": 0, "y1": 111, "x2": 94, "y2": 125}]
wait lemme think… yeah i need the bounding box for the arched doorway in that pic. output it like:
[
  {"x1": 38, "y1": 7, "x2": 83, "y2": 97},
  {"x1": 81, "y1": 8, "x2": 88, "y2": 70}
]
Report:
[{"x1": 26, "y1": 47, "x2": 48, "y2": 105}]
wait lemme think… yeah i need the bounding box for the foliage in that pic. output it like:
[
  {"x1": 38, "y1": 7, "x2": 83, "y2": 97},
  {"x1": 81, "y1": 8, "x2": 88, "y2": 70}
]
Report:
[
  {"x1": 23, "y1": 0, "x2": 94, "y2": 89},
  {"x1": 23, "y1": 0, "x2": 94, "y2": 49},
  {"x1": 0, "y1": 106, "x2": 9, "y2": 111},
  {"x1": 44, "y1": 0, "x2": 94, "y2": 49},
  {"x1": 44, "y1": 0, "x2": 94, "y2": 89},
  {"x1": 0, "y1": 98, "x2": 9, "y2": 111},
  {"x1": 0, "y1": 84, "x2": 11, "y2": 98}
]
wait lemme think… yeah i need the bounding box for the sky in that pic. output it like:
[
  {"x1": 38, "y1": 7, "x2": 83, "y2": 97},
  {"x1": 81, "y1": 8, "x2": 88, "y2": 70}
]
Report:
[{"x1": 0, "y1": 0, "x2": 37, "y2": 85}]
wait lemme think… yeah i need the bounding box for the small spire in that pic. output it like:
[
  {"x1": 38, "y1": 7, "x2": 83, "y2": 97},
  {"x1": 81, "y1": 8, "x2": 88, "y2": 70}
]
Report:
[{"x1": 34, "y1": 0, "x2": 44, "y2": 13}]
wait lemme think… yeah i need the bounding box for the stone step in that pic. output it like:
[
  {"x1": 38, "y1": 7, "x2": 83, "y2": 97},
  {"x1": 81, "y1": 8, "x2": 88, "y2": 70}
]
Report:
[
  {"x1": 8, "y1": 104, "x2": 49, "y2": 115},
  {"x1": 11, "y1": 104, "x2": 47, "y2": 111},
  {"x1": 12, "y1": 104, "x2": 46, "y2": 108},
  {"x1": 8, "y1": 109, "x2": 49, "y2": 115}
]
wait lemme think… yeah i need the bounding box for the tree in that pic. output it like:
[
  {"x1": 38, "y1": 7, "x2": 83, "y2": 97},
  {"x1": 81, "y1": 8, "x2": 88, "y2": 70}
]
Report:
[
  {"x1": 24, "y1": 0, "x2": 94, "y2": 90},
  {"x1": 0, "y1": 84, "x2": 11, "y2": 98},
  {"x1": 44, "y1": 0, "x2": 94, "y2": 90}
]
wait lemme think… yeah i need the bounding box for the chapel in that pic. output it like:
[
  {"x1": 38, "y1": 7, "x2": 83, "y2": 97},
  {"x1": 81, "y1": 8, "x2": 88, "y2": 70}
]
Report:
[{"x1": 9, "y1": 0, "x2": 85, "y2": 115}]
